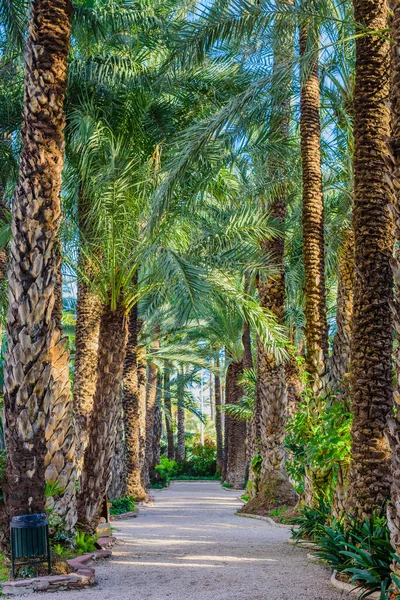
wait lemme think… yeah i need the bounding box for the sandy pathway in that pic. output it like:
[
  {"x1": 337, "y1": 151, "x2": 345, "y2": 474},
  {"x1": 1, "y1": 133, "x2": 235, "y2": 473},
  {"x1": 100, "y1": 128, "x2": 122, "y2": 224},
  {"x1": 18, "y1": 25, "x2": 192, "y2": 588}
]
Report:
[{"x1": 25, "y1": 481, "x2": 349, "y2": 599}]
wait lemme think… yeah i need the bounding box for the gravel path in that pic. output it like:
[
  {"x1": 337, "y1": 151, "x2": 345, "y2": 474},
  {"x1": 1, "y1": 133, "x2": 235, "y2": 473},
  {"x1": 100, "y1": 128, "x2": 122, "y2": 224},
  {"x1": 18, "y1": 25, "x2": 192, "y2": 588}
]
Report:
[{"x1": 26, "y1": 481, "x2": 349, "y2": 599}]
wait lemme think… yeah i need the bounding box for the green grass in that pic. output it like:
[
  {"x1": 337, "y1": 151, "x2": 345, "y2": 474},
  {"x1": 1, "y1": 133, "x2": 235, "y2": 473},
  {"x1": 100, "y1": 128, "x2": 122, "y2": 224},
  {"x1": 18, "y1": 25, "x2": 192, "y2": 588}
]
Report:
[{"x1": 222, "y1": 482, "x2": 232, "y2": 488}]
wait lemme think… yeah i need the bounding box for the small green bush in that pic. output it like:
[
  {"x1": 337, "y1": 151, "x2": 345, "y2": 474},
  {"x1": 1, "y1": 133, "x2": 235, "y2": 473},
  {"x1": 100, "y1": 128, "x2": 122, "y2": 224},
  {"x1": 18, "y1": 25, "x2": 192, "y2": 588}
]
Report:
[
  {"x1": 315, "y1": 512, "x2": 397, "y2": 600},
  {"x1": 152, "y1": 457, "x2": 177, "y2": 487},
  {"x1": 75, "y1": 531, "x2": 98, "y2": 555},
  {"x1": 110, "y1": 496, "x2": 136, "y2": 515},
  {"x1": 290, "y1": 499, "x2": 331, "y2": 541}
]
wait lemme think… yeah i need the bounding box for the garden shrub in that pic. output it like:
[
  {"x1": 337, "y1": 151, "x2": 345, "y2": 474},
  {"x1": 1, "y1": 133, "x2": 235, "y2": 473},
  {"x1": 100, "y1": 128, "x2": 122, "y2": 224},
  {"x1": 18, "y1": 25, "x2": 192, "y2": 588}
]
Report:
[
  {"x1": 151, "y1": 457, "x2": 177, "y2": 487},
  {"x1": 152, "y1": 439, "x2": 218, "y2": 483},
  {"x1": 299, "y1": 508, "x2": 398, "y2": 600},
  {"x1": 291, "y1": 499, "x2": 331, "y2": 541},
  {"x1": 285, "y1": 389, "x2": 352, "y2": 503},
  {"x1": 321, "y1": 514, "x2": 395, "y2": 599},
  {"x1": 185, "y1": 439, "x2": 217, "y2": 477},
  {"x1": 110, "y1": 496, "x2": 136, "y2": 515},
  {"x1": 75, "y1": 531, "x2": 98, "y2": 555}
]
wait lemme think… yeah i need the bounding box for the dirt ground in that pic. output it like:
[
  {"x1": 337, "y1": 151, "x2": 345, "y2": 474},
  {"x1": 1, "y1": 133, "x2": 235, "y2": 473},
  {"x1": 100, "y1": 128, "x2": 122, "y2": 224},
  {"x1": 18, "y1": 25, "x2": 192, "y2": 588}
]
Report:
[{"x1": 21, "y1": 481, "x2": 350, "y2": 600}]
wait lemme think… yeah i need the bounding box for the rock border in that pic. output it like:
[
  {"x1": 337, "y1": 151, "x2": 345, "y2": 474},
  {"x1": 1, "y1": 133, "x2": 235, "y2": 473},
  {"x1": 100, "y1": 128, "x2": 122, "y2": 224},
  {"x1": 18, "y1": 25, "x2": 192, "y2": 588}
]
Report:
[
  {"x1": 110, "y1": 509, "x2": 139, "y2": 521},
  {"x1": 235, "y1": 511, "x2": 292, "y2": 529},
  {"x1": 330, "y1": 570, "x2": 381, "y2": 599},
  {"x1": 2, "y1": 538, "x2": 115, "y2": 596}
]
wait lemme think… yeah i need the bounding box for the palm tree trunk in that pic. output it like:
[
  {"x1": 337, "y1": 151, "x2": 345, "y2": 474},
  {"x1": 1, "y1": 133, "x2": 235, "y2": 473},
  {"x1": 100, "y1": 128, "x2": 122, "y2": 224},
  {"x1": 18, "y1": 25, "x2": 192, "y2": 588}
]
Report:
[
  {"x1": 108, "y1": 392, "x2": 126, "y2": 501},
  {"x1": 285, "y1": 352, "x2": 302, "y2": 417},
  {"x1": 151, "y1": 399, "x2": 163, "y2": 476},
  {"x1": 215, "y1": 356, "x2": 224, "y2": 474},
  {"x1": 2, "y1": 0, "x2": 75, "y2": 531},
  {"x1": 74, "y1": 190, "x2": 102, "y2": 465},
  {"x1": 299, "y1": 21, "x2": 329, "y2": 386},
  {"x1": 224, "y1": 360, "x2": 247, "y2": 489},
  {"x1": 176, "y1": 369, "x2": 186, "y2": 461},
  {"x1": 247, "y1": 33, "x2": 297, "y2": 508},
  {"x1": 210, "y1": 369, "x2": 214, "y2": 421},
  {"x1": 164, "y1": 368, "x2": 175, "y2": 460},
  {"x1": 122, "y1": 303, "x2": 146, "y2": 501},
  {"x1": 345, "y1": 0, "x2": 393, "y2": 517},
  {"x1": 385, "y1": 0, "x2": 400, "y2": 569},
  {"x1": 325, "y1": 228, "x2": 355, "y2": 397},
  {"x1": 77, "y1": 304, "x2": 128, "y2": 534},
  {"x1": 144, "y1": 342, "x2": 159, "y2": 488},
  {"x1": 137, "y1": 340, "x2": 147, "y2": 485}
]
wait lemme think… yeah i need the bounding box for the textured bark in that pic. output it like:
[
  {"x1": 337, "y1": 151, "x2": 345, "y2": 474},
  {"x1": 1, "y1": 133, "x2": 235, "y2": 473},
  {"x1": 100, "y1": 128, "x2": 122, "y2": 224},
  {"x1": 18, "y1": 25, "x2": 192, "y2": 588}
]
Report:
[
  {"x1": 2, "y1": 0, "x2": 76, "y2": 532},
  {"x1": 299, "y1": 22, "x2": 329, "y2": 386},
  {"x1": 77, "y1": 304, "x2": 128, "y2": 534},
  {"x1": 222, "y1": 369, "x2": 229, "y2": 482},
  {"x1": 73, "y1": 189, "x2": 102, "y2": 464},
  {"x1": 215, "y1": 358, "x2": 224, "y2": 474},
  {"x1": 210, "y1": 369, "x2": 215, "y2": 421},
  {"x1": 143, "y1": 344, "x2": 159, "y2": 488},
  {"x1": 387, "y1": 0, "x2": 400, "y2": 577},
  {"x1": 176, "y1": 370, "x2": 186, "y2": 462},
  {"x1": 345, "y1": 0, "x2": 393, "y2": 517},
  {"x1": 225, "y1": 361, "x2": 247, "y2": 489},
  {"x1": 247, "y1": 37, "x2": 297, "y2": 508},
  {"x1": 137, "y1": 340, "x2": 147, "y2": 484},
  {"x1": 151, "y1": 401, "x2": 163, "y2": 476},
  {"x1": 285, "y1": 352, "x2": 302, "y2": 418},
  {"x1": 242, "y1": 320, "x2": 253, "y2": 466},
  {"x1": 164, "y1": 368, "x2": 175, "y2": 460},
  {"x1": 325, "y1": 228, "x2": 355, "y2": 397},
  {"x1": 122, "y1": 304, "x2": 146, "y2": 501},
  {"x1": 108, "y1": 393, "x2": 126, "y2": 501}
]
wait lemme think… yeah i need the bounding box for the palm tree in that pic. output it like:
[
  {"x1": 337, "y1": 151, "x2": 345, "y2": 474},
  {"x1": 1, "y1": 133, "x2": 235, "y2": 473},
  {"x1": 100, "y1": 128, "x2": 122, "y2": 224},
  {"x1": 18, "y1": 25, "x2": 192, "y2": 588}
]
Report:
[
  {"x1": 2, "y1": 0, "x2": 76, "y2": 530},
  {"x1": 73, "y1": 190, "x2": 102, "y2": 464},
  {"x1": 77, "y1": 302, "x2": 128, "y2": 533},
  {"x1": 345, "y1": 0, "x2": 393, "y2": 517},
  {"x1": 299, "y1": 11, "x2": 329, "y2": 387},
  {"x1": 164, "y1": 368, "x2": 175, "y2": 460},
  {"x1": 215, "y1": 355, "x2": 224, "y2": 473},
  {"x1": 224, "y1": 358, "x2": 247, "y2": 488},
  {"x1": 385, "y1": 0, "x2": 400, "y2": 567},
  {"x1": 144, "y1": 337, "x2": 160, "y2": 488},
  {"x1": 123, "y1": 301, "x2": 147, "y2": 501},
  {"x1": 176, "y1": 367, "x2": 186, "y2": 462},
  {"x1": 325, "y1": 228, "x2": 354, "y2": 396}
]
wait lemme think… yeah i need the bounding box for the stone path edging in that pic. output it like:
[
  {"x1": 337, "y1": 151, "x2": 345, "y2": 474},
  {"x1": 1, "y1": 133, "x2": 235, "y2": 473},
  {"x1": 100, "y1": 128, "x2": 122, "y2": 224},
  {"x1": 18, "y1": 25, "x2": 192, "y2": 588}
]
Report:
[
  {"x1": 2, "y1": 537, "x2": 115, "y2": 596},
  {"x1": 236, "y1": 511, "x2": 292, "y2": 529},
  {"x1": 330, "y1": 570, "x2": 381, "y2": 599},
  {"x1": 110, "y1": 510, "x2": 139, "y2": 521}
]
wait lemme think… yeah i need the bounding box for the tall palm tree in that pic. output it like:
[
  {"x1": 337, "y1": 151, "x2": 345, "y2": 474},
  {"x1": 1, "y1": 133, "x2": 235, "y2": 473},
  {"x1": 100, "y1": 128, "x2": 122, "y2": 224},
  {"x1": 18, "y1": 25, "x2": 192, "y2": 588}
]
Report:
[
  {"x1": 325, "y1": 228, "x2": 354, "y2": 396},
  {"x1": 215, "y1": 355, "x2": 224, "y2": 473},
  {"x1": 77, "y1": 302, "x2": 128, "y2": 533},
  {"x1": 345, "y1": 0, "x2": 393, "y2": 516},
  {"x1": 176, "y1": 367, "x2": 186, "y2": 462},
  {"x1": 224, "y1": 358, "x2": 247, "y2": 489},
  {"x1": 73, "y1": 190, "x2": 102, "y2": 464},
  {"x1": 299, "y1": 12, "x2": 329, "y2": 387},
  {"x1": 385, "y1": 0, "x2": 400, "y2": 567},
  {"x1": 123, "y1": 301, "x2": 147, "y2": 501},
  {"x1": 2, "y1": 0, "x2": 76, "y2": 529},
  {"x1": 164, "y1": 368, "x2": 175, "y2": 460},
  {"x1": 144, "y1": 338, "x2": 160, "y2": 488}
]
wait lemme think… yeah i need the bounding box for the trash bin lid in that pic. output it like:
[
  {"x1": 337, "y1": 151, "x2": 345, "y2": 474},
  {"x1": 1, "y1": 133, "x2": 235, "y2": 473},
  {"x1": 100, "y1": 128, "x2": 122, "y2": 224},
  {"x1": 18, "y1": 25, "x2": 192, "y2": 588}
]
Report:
[{"x1": 11, "y1": 513, "x2": 48, "y2": 529}]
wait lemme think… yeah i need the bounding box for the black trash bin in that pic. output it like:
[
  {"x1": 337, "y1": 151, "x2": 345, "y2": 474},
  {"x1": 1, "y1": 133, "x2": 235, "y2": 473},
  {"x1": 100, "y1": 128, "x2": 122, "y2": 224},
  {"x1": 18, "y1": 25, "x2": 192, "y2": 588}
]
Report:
[{"x1": 10, "y1": 513, "x2": 51, "y2": 578}]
